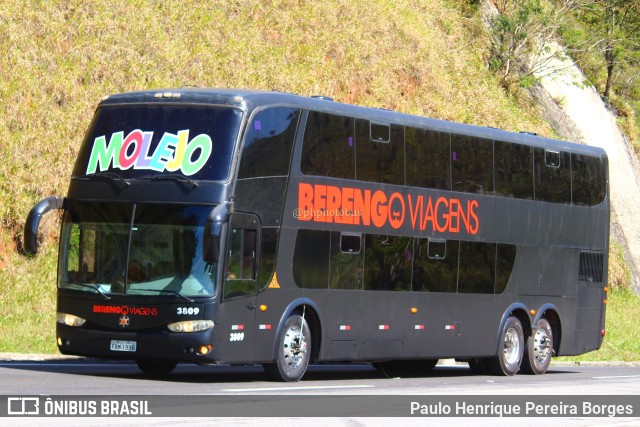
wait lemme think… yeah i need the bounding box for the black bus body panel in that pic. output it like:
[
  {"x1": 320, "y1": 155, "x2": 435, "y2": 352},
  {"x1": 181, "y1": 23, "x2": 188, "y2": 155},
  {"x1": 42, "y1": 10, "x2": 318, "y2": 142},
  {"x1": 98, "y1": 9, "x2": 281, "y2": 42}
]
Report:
[{"x1": 48, "y1": 88, "x2": 608, "y2": 367}]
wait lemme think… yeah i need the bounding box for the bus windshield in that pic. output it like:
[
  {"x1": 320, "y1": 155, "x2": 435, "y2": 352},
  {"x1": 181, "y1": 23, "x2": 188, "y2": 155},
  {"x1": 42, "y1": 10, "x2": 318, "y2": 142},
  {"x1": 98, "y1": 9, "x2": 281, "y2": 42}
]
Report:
[
  {"x1": 72, "y1": 105, "x2": 243, "y2": 181},
  {"x1": 59, "y1": 202, "x2": 217, "y2": 298}
]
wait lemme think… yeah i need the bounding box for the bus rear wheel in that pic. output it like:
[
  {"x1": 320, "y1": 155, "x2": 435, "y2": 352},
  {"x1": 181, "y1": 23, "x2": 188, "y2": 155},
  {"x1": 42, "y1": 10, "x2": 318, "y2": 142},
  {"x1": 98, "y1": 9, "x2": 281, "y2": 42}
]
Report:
[
  {"x1": 521, "y1": 318, "x2": 553, "y2": 375},
  {"x1": 487, "y1": 316, "x2": 524, "y2": 376},
  {"x1": 135, "y1": 359, "x2": 178, "y2": 376},
  {"x1": 263, "y1": 314, "x2": 311, "y2": 382}
]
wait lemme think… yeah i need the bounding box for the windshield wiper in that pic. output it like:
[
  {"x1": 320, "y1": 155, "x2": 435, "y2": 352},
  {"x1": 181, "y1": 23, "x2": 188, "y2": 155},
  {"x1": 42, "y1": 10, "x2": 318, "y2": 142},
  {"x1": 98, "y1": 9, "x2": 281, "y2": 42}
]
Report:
[
  {"x1": 147, "y1": 174, "x2": 198, "y2": 189},
  {"x1": 65, "y1": 282, "x2": 111, "y2": 300},
  {"x1": 73, "y1": 172, "x2": 130, "y2": 190},
  {"x1": 130, "y1": 288, "x2": 194, "y2": 303}
]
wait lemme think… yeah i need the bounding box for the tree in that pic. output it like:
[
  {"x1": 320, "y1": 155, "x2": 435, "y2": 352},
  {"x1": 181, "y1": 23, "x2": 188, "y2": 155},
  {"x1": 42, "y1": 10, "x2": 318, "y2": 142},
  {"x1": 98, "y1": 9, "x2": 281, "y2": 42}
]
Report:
[
  {"x1": 577, "y1": 0, "x2": 640, "y2": 100},
  {"x1": 486, "y1": 0, "x2": 582, "y2": 86}
]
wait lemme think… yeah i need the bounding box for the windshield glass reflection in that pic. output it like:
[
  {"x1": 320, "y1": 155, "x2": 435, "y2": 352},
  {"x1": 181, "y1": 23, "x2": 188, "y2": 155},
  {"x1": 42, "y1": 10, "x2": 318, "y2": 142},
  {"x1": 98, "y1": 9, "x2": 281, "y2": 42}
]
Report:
[{"x1": 60, "y1": 202, "x2": 216, "y2": 297}]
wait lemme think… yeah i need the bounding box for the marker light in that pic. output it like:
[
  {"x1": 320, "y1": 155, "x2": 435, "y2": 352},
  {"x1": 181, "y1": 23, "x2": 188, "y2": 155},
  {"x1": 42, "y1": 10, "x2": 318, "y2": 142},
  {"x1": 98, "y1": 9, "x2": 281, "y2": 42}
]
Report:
[
  {"x1": 56, "y1": 312, "x2": 86, "y2": 327},
  {"x1": 154, "y1": 92, "x2": 181, "y2": 99},
  {"x1": 530, "y1": 309, "x2": 536, "y2": 315},
  {"x1": 410, "y1": 307, "x2": 418, "y2": 314},
  {"x1": 197, "y1": 345, "x2": 213, "y2": 355},
  {"x1": 259, "y1": 305, "x2": 268, "y2": 312},
  {"x1": 167, "y1": 320, "x2": 214, "y2": 333}
]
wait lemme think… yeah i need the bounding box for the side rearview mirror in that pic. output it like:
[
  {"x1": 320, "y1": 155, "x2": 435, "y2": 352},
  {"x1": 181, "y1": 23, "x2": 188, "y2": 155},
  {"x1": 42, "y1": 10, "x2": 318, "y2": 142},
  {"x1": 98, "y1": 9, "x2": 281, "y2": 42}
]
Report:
[
  {"x1": 24, "y1": 196, "x2": 64, "y2": 255},
  {"x1": 203, "y1": 201, "x2": 232, "y2": 264}
]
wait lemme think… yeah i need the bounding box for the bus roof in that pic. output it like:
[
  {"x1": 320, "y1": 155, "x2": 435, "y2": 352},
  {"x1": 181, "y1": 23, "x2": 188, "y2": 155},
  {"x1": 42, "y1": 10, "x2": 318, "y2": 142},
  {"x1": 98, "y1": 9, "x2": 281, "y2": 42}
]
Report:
[{"x1": 99, "y1": 88, "x2": 606, "y2": 157}]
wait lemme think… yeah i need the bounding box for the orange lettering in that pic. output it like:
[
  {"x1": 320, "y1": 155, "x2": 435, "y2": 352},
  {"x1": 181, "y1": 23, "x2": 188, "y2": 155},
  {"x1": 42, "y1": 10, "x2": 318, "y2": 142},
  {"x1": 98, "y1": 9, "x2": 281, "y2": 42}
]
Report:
[
  {"x1": 435, "y1": 197, "x2": 449, "y2": 233},
  {"x1": 353, "y1": 189, "x2": 371, "y2": 226},
  {"x1": 342, "y1": 187, "x2": 354, "y2": 225},
  {"x1": 326, "y1": 185, "x2": 341, "y2": 223},
  {"x1": 408, "y1": 194, "x2": 423, "y2": 230},
  {"x1": 314, "y1": 185, "x2": 327, "y2": 222},
  {"x1": 371, "y1": 190, "x2": 388, "y2": 228},
  {"x1": 449, "y1": 198, "x2": 460, "y2": 233},
  {"x1": 421, "y1": 196, "x2": 435, "y2": 231},
  {"x1": 468, "y1": 200, "x2": 479, "y2": 234},
  {"x1": 298, "y1": 183, "x2": 314, "y2": 221}
]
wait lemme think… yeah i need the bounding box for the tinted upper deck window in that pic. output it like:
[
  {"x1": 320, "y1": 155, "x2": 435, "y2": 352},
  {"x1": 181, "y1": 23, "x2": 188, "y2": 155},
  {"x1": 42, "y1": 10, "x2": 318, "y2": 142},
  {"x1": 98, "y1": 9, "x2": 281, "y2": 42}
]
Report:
[
  {"x1": 239, "y1": 108, "x2": 300, "y2": 179},
  {"x1": 355, "y1": 119, "x2": 404, "y2": 184},
  {"x1": 405, "y1": 127, "x2": 451, "y2": 190},
  {"x1": 572, "y1": 154, "x2": 607, "y2": 206},
  {"x1": 451, "y1": 135, "x2": 494, "y2": 195},
  {"x1": 73, "y1": 105, "x2": 243, "y2": 181},
  {"x1": 494, "y1": 141, "x2": 533, "y2": 199},
  {"x1": 301, "y1": 112, "x2": 355, "y2": 179},
  {"x1": 534, "y1": 148, "x2": 571, "y2": 203}
]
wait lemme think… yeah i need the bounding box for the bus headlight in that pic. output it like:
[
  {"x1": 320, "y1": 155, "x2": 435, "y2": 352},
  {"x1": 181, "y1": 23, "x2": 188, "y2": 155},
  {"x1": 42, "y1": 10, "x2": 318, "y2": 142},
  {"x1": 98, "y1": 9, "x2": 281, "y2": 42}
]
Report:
[
  {"x1": 57, "y1": 312, "x2": 86, "y2": 327},
  {"x1": 167, "y1": 320, "x2": 214, "y2": 333}
]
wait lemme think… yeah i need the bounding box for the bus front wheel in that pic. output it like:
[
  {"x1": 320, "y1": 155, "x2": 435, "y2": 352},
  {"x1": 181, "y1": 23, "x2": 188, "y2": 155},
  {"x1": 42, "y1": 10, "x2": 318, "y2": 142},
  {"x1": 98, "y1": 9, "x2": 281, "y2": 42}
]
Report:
[
  {"x1": 521, "y1": 318, "x2": 553, "y2": 375},
  {"x1": 263, "y1": 314, "x2": 311, "y2": 382},
  {"x1": 487, "y1": 316, "x2": 524, "y2": 376}
]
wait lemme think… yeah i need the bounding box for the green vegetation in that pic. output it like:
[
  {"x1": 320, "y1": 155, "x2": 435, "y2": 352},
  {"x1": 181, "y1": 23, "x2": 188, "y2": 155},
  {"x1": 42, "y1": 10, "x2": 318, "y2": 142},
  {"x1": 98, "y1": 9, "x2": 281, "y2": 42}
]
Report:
[
  {"x1": 0, "y1": 240, "x2": 57, "y2": 353},
  {"x1": 0, "y1": 0, "x2": 637, "y2": 361},
  {"x1": 558, "y1": 1, "x2": 640, "y2": 153},
  {"x1": 556, "y1": 288, "x2": 640, "y2": 363}
]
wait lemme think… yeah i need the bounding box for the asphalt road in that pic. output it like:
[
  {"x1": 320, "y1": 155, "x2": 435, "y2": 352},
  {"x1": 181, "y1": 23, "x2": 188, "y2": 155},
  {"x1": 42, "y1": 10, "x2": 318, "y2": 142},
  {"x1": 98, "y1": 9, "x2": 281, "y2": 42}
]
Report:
[{"x1": 0, "y1": 359, "x2": 639, "y2": 426}]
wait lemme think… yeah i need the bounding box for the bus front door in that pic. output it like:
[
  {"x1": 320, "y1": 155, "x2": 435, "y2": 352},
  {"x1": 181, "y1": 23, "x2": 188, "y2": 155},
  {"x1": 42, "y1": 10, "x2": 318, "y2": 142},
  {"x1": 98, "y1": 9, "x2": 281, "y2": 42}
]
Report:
[{"x1": 219, "y1": 213, "x2": 259, "y2": 363}]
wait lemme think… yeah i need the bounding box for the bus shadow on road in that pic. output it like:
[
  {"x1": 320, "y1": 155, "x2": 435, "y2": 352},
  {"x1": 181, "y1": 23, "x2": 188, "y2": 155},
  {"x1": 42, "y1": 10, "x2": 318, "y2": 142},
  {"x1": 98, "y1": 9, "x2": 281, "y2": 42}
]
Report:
[{"x1": 0, "y1": 360, "x2": 579, "y2": 385}]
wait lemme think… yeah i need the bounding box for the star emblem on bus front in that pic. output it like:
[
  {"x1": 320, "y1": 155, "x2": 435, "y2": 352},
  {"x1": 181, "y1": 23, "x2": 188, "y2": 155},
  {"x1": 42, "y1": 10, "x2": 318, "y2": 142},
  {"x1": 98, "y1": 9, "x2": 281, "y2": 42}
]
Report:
[{"x1": 119, "y1": 315, "x2": 130, "y2": 328}]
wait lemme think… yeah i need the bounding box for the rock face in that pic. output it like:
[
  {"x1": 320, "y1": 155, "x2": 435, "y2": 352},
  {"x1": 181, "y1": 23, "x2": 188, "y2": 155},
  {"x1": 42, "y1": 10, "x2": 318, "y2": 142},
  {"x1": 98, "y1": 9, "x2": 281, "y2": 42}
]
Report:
[{"x1": 532, "y1": 42, "x2": 640, "y2": 293}]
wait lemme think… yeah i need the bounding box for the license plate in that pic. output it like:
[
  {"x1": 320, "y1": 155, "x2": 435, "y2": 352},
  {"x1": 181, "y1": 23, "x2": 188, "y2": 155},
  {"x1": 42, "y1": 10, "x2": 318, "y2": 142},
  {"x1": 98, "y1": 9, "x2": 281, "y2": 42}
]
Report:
[{"x1": 110, "y1": 340, "x2": 137, "y2": 352}]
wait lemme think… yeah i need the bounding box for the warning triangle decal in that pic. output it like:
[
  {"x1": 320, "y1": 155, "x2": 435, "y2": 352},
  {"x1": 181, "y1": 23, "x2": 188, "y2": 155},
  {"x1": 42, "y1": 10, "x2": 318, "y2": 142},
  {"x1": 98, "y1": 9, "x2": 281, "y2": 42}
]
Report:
[{"x1": 268, "y1": 273, "x2": 280, "y2": 289}]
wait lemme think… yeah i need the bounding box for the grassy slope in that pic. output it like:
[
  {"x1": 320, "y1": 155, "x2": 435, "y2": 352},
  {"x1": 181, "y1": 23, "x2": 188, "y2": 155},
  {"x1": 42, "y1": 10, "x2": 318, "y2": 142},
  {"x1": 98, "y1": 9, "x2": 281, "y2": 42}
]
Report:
[{"x1": 1, "y1": 0, "x2": 636, "y2": 358}]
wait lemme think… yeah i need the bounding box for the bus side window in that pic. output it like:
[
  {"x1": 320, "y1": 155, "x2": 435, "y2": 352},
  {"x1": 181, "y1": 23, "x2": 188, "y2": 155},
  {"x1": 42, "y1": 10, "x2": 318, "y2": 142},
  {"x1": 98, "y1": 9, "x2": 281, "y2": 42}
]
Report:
[
  {"x1": 534, "y1": 148, "x2": 571, "y2": 203},
  {"x1": 572, "y1": 154, "x2": 607, "y2": 206},
  {"x1": 355, "y1": 119, "x2": 404, "y2": 185},
  {"x1": 329, "y1": 232, "x2": 363, "y2": 290},
  {"x1": 458, "y1": 242, "x2": 496, "y2": 294},
  {"x1": 363, "y1": 235, "x2": 412, "y2": 292},
  {"x1": 238, "y1": 107, "x2": 300, "y2": 179},
  {"x1": 405, "y1": 127, "x2": 451, "y2": 190},
  {"x1": 451, "y1": 134, "x2": 494, "y2": 195},
  {"x1": 413, "y1": 239, "x2": 458, "y2": 293},
  {"x1": 224, "y1": 227, "x2": 258, "y2": 299},
  {"x1": 494, "y1": 141, "x2": 533, "y2": 200},
  {"x1": 293, "y1": 229, "x2": 330, "y2": 289},
  {"x1": 301, "y1": 112, "x2": 355, "y2": 179}
]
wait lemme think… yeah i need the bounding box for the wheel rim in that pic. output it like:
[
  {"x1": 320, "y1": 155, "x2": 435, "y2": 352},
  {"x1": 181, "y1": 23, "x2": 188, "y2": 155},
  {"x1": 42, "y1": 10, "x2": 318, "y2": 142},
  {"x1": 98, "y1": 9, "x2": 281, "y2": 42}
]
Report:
[
  {"x1": 503, "y1": 327, "x2": 521, "y2": 365},
  {"x1": 533, "y1": 326, "x2": 552, "y2": 365},
  {"x1": 282, "y1": 323, "x2": 308, "y2": 370}
]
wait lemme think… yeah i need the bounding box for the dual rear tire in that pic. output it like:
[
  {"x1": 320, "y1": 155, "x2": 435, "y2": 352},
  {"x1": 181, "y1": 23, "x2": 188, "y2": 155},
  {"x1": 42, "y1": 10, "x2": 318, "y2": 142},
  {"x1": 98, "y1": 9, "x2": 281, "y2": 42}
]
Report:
[{"x1": 471, "y1": 316, "x2": 553, "y2": 376}]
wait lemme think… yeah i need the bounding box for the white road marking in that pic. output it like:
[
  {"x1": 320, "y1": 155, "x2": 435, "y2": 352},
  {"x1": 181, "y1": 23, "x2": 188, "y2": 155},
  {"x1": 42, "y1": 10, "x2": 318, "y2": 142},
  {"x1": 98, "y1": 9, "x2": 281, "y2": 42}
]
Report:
[{"x1": 592, "y1": 374, "x2": 640, "y2": 380}]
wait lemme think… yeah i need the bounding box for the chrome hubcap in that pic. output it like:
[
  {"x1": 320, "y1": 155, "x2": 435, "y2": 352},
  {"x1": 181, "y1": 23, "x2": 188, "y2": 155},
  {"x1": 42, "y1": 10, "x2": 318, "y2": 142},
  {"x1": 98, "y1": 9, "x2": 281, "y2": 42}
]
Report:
[
  {"x1": 503, "y1": 327, "x2": 521, "y2": 365},
  {"x1": 283, "y1": 324, "x2": 308, "y2": 369},
  {"x1": 533, "y1": 327, "x2": 552, "y2": 364}
]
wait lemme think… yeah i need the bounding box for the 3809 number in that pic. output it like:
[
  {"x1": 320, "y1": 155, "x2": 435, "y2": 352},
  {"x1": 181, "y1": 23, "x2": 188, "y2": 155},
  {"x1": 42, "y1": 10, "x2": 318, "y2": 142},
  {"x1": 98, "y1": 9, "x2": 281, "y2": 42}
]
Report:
[{"x1": 176, "y1": 307, "x2": 200, "y2": 315}]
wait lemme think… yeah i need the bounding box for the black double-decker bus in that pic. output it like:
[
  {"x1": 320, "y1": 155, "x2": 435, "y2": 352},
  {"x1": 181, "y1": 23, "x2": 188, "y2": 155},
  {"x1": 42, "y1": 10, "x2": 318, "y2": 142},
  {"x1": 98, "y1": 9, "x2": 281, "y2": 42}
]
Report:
[{"x1": 25, "y1": 89, "x2": 609, "y2": 381}]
